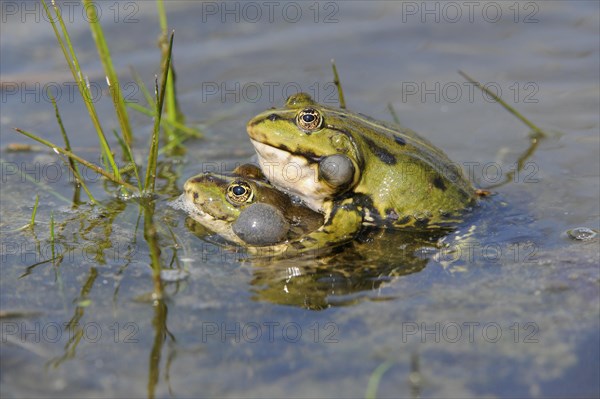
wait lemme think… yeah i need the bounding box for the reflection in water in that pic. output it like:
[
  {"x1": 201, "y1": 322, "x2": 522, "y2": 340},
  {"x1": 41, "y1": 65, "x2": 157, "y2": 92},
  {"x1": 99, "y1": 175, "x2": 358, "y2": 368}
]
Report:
[
  {"x1": 147, "y1": 299, "x2": 176, "y2": 399},
  {"x1": 186, "y1": 218, "x2": 447, "y2": 310},
  {"x1": 47, "y1": 267, "x2": 98, "y2": 369},
  {"x1": 13, "y1": 194, "x2": 182, "y2": 398}
]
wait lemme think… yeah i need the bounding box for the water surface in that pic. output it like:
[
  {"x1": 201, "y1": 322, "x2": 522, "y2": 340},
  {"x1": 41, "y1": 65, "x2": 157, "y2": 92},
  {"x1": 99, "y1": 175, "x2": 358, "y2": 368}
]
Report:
[{"x1": 1, "y1": 1, "x2": 598, "y2": 398}]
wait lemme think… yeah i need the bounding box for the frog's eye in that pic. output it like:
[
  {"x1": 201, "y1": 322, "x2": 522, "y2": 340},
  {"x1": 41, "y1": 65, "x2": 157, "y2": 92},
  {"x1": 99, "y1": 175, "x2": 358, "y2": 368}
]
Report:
[
  {"x1": 226, "y1": 181, "x2": 254, "y2": 205},
  {"x1": 296, "y1": 108, "x2": 323, "y2": 132}
]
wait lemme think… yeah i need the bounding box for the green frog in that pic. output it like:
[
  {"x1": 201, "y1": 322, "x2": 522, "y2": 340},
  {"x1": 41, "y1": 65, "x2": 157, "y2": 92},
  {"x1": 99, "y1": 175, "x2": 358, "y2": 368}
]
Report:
[
  {"x1": 181, "y1": 164, "x2": 353, "y2": 255},
  {"x1": 247, "y1": 93, "x2": 477, "y2": 232}
]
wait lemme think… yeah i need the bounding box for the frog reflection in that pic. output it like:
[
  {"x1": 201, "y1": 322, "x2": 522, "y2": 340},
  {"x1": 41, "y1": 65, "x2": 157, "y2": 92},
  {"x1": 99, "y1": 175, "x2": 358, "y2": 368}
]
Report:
[{"x1": 185, "y1": 218, "x2": 445, "y2": 310}]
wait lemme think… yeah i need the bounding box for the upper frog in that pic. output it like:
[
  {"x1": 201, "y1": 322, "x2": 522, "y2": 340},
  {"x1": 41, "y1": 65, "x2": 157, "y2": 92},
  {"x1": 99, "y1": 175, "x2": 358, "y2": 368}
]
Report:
[{"x1": 247, "y1": 93, "x2": 476, "y2": 228}]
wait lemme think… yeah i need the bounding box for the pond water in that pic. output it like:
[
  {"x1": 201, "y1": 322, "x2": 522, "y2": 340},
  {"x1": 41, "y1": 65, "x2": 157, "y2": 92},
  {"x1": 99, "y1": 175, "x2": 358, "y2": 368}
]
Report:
[{"x1": 1, "y1": 1, "x2": 598, "y2": 398}]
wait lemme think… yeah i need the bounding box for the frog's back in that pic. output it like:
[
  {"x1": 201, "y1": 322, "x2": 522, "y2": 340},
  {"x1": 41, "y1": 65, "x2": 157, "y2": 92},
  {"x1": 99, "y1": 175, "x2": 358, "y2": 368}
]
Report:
[{"x1": 326, "y1": 107, "x2": 476, "y2": 226}]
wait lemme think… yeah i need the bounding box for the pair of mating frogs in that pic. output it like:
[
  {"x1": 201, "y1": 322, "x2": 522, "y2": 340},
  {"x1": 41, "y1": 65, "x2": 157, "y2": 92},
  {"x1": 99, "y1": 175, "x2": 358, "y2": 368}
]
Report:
[{"x1": 181, "y1": 93, "x2": 477, "y2": 256}]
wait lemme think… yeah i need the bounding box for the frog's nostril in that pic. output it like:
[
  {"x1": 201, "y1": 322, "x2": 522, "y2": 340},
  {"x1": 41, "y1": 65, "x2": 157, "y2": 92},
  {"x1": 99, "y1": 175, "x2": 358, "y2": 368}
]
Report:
[{"x1": 268, "y1": 114, "x2": 278, "y2": 122}]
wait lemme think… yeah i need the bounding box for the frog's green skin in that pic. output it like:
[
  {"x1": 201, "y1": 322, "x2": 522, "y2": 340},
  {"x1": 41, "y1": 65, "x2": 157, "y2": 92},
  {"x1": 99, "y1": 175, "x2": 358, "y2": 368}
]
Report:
[
  {"x1": 247, "y1": 93, "x2": 476, "y2": 230},
  {"x1": 183, "y1": 165, "x2": 366, "y2": 256},
  {"x1": 182, "y1": 165, "x2": 325, "y2": 248}
]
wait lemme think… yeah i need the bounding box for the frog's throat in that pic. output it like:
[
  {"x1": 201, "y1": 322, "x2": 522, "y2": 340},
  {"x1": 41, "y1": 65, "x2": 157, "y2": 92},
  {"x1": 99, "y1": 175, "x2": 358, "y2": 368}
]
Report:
[
  {"x1": 250, "y1": 139, "x2": 329, "y2": 213},
  {"x1": 189, "y1": 212, "x2": 244, "y2": 245}
]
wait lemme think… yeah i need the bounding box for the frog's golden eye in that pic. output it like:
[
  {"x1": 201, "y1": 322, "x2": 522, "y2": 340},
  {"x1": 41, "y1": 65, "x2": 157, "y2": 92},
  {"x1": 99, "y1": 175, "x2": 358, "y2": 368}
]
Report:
[
  {"x1": 226, "y1": 181, "x2": 254, "y2": 205},
  {"x1": 296, "y1": 108, "x2": 323, "y2": 132}
]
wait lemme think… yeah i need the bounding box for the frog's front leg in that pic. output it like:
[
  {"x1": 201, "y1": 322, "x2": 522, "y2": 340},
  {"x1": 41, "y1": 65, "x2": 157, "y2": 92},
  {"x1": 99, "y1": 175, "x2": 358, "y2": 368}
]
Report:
[{"x1": 249, "y1": 198, "x2": 363, "y2": 258}]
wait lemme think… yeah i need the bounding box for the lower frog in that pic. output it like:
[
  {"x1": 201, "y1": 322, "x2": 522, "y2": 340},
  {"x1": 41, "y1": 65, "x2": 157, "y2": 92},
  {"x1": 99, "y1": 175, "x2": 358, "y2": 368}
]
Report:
[
  {"x1": 179, "y1": 164, "x2": 363, "y2": 255},
  {"x1": 247, "y1": 93, "x2": 478, "y2": 234}
]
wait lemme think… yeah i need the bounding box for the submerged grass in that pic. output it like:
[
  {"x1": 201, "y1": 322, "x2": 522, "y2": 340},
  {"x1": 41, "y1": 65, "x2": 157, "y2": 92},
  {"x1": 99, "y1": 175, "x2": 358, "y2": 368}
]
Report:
[
  {"x1": 29, "y1": 195, "x2": 39, "y2": 228},
  {"x1": 459, "y1": 70, "x2": 548, "y2": 189},
  {"x1": 12, "y1": 2, "x2": 182, "y2": 321},
  {"x1": 14, "y1": 128, "x2": 137, "y2": 191},
  {"x1": 459, "y1": 70, "x2": 546, "y2": 138},
  {"x1": 365, "y1": 360, "x2": 395, "y2": 399},
  {"x1": 50, "y1": 93, "x2": 96, "y2": 203}
]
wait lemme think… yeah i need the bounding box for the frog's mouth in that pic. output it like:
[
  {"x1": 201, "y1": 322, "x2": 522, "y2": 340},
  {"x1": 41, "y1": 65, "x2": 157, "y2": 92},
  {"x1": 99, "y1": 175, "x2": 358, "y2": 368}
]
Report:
[
  {"x1": 249, "y1": 140, "x2": 331, "y2": 213},
  {"x1": 171, "y1": 193, "x2": 216, "y2": 224},
  {"x1": 170, "y1": 193, "x2": 244, "y2": 245}
]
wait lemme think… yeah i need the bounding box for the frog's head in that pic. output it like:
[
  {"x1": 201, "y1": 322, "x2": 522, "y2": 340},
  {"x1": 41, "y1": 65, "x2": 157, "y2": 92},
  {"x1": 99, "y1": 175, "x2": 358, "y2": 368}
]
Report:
[
  {"x1": 183, "y1": 173, "x2": 251, "y2": 231},
  {"x1": 247, "y1": 93, "x2": 362, "y2": 212},
  {"x1": 182, "y1": 171, "x2": 295, "y2": 246}
]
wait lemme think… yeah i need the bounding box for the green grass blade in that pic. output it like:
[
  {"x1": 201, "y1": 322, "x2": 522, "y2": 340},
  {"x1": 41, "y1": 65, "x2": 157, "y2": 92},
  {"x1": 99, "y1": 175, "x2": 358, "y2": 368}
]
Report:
[
  {"x1": 30, "y1": 195, "x2": 39, "y2": 227},
  {"x1": 49, "y1": 211, "x2": 56, "y2": 260},
  {"x1": 14, "y1": 128, "x2": 137, "y2": 191},
  {"x1": 83, "y1": 0, "x2": 133, "y2": 146},
  {"x1": 458, "y1": 70, "x2": 548, "y2": 190},
  {"x1": 331, "y1": 59, "x2": 346, "y2": 109},
  {"x1": 365, "y1": 360, "x2": 395, "y2": 399},
  {"x1": 144, "y1": 31, "x2": 175, "y2": 192},
  {"x1": 15, "y1": 163, "x2": 71, "y2": 204},
  {"x1": 130, "y1": 67, "x2": 155, "y2": 106},
  {"x1": 41, "y1": 0, "x2": 121, "y2": 183},
  {"x1": 156, "y1": 0, "x2": 168, "y2": 32},
  {"x1": 49, "y1": 92, "x2": 97, "y2": 204},
  {"x1": 112, "y1": 130, "x2": 142, "y2": 191},
  {"x1": 458, "y1": 70, "x2": 546, "y2": 138},
  {"x1": 157, "y1": 0, "x2": 186, "y2": 150},
  {"x1": 0, "y1": 164, "x2": 70, "y2": 228},
  {"x1": 144, "y1": 203, "x2": 165, "y2": 302},
  {"x1": 126, "y1": 102, "x2": 202, "y2": 138},
  {"x1": 387, "y1": 103, "x2": 401, "y2": 126}
]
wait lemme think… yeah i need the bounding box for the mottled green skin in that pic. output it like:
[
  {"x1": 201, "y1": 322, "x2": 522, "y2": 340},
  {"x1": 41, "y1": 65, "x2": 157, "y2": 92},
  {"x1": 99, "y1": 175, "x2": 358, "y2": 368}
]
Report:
[
  {"x1": 182, "y1": 165, "x2": 324, "y2": 247},
  {"x1": 247, "y1": 93, "x2": 476, "y2": 228}
]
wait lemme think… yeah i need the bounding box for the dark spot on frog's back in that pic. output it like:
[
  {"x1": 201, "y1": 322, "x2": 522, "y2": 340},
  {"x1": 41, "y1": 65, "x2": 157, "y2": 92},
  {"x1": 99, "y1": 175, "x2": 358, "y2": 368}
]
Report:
[
  {"x1": 432, "y1": 175, "x2": 447, "y2": 191},
  {"x1": 363, "y1": 137, "x2": 397, "y2": 165},
  {"x1": 193, "y1": 192, "x2": 199, "y2": 200},
  {"x1": 291, "y1": 242, "x2": 306, "y2": 250},
  {"x1": 414, "y1": 217, "x2": 431, "y2": 228},
  {"x1": 394, "y1": 135, "x2": 406, "y2": 146},
  {"x1": 396, "y1": 215, "x2": 412, "y2": 225}
]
